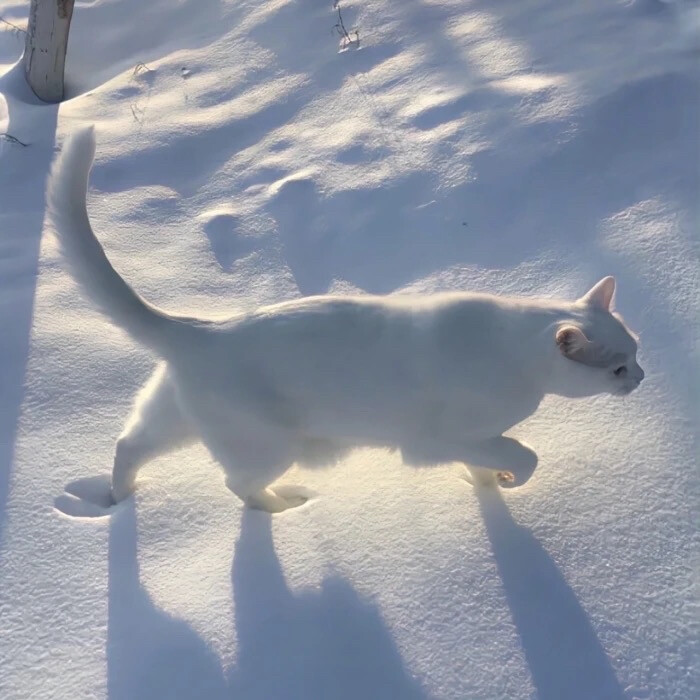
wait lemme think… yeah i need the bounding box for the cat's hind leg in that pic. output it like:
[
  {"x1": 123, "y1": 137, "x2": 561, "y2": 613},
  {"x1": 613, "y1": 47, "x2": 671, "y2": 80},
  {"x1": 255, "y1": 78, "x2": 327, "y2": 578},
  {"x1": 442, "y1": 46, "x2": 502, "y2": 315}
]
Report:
[
  {"x1": 227, "y1": 484, "x2": 306, "y2": 513},
  {"x1": 112, "y1": 364, "x2": 198, "y2": 502},
  {"x1": 204, "y1": 430, "x2": 309, "y2": 513},
  {"x1": 224, "y1": 467, "x2": 312, "y2": 514}
]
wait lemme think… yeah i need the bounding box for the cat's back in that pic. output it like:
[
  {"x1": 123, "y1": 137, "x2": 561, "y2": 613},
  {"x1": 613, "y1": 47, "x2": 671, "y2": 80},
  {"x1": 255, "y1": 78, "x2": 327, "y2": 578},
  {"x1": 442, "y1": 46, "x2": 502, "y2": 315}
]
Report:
[
  {"x1": 225, "y1": 294, "x2": 417, "y2": 366},
  {"x1": 212, "y1": 291, "x2": 515, "y2": 355}
]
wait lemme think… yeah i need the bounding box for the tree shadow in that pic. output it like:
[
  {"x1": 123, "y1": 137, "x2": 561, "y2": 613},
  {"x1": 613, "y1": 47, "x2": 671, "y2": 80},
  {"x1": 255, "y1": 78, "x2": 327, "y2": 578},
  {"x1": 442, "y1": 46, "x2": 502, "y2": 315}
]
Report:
[
  {"x1": 461, "y1": 72, "x2": 699, "y2": 268},
  {"x1": 475, "y1": 485, "x2": 625, "y2": 700},
  {"x1": 91, "y1": 89, "x2": 310, "y2": 197},
  {"x1": 228, "y1": 509, "x2": 430, "y2": 699},
  {"x1": 64, "y1": 0, "x2": 226, "y2": 98},
  {"x1": 267, "y1": 170, "x2": 440, "y2": 296},
  {"x1": 85, "y1": 2, "x2": 399, "y2": 199},
  {"x1": 267, "y1": 62, "x2": 696, "y2": 294},
  {"x1": 0, "y1": 60, "x2": 58, "y2": 555}
]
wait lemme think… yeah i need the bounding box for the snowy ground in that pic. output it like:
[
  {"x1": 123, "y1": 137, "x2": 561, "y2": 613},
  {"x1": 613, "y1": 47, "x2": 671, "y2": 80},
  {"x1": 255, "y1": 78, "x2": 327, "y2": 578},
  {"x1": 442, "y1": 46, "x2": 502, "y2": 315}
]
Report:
[{"x1": 0, "y1": 0, "x2": 698, "y2": 698}]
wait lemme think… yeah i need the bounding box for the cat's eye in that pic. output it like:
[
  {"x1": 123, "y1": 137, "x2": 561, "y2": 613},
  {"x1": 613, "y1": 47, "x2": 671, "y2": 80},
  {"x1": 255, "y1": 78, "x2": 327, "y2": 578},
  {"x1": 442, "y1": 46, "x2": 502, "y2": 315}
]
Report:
[{"x1": 613, "y1": 365, "x2": 627, "y2": 377}]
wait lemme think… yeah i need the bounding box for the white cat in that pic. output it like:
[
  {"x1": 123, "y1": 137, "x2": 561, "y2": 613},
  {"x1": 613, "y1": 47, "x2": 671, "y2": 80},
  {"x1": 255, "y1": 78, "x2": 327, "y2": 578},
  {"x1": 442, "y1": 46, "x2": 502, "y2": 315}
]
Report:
[{"x1": 47, "y1": 127, "x2": 644, "y2": 512}]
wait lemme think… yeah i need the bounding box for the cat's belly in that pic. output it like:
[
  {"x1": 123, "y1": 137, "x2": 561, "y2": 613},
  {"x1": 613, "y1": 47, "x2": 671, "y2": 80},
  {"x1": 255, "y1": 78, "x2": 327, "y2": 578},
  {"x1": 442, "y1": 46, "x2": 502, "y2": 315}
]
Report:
[
  {"x1": 413, "y1": 391, "x2": 542, "y2": 442},
  {"x1": 452, "y1": 397, "x2": 540, "y2": 438},
  {"x1": 298, "y1": 388, "x2": 542, "y2": 447},
  {"x1": 172, "y1": 357, "x2": 542, "y2": 449}
]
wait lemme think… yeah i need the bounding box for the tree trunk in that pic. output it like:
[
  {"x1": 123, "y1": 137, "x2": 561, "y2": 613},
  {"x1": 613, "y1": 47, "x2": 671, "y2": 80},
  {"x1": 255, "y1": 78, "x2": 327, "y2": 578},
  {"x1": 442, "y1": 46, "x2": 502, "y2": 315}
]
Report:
[{"x1": 24, "y1": 0, "x2": 75, "y2": 103}]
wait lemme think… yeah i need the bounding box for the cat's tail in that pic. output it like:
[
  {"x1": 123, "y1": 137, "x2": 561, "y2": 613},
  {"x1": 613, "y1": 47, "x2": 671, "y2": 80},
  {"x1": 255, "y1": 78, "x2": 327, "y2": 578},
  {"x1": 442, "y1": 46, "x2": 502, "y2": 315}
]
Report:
[{"x1": 47, "y1": 126, "x2": 194, "y2": 356}]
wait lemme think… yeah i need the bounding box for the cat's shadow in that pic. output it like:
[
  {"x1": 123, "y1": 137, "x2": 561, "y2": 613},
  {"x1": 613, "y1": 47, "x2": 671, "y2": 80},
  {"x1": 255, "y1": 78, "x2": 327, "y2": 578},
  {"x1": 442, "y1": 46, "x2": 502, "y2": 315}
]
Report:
[
  {"x1": 106, "y1": 498, "x2": 228, "y2": 700},
  {"x1": 475, "y1": 485, "x2": 625, "y2": 700},
  {"x1": 228, "y1": 509, "x2": 429, "y2": 699},
  {"x1": 57, "y1": 473, "x2": 624, "y2": 699},
  {"x1": 100, "y1": 490, "x2": 429, "y2": 699}
]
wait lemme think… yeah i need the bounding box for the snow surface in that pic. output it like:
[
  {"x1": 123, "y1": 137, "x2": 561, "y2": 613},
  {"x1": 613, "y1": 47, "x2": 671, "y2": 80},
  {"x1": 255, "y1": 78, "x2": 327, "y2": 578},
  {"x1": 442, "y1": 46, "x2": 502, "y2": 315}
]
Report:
[{"x1": 1, "y1": 0, "x2": 698, "y2": 698}]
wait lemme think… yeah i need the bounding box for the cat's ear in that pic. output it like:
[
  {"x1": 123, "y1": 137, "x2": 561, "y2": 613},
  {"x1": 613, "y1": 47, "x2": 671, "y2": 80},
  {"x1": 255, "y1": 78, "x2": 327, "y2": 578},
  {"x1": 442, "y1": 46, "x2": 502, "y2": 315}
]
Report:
[
  {"x1": 579, "y1": 276, "x2": 615, "y2": 311},
  {"x1": 555, "y1": 325, "x2": 606, "y2": 366}
]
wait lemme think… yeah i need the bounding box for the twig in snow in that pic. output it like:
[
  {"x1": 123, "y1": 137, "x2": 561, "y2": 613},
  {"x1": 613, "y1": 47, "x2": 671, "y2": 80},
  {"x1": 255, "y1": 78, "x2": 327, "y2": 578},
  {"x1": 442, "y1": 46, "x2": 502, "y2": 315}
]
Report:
[
  {"x1": 130, "y1": 104, "x2": 145, "y2": 123},
  {"x1": 0, "y1": 16, "x2": 26, "y2": 35},
  {"x1": 0, "y1": 133, "x2": 28, "y2": 146},
  {"x1": 133, "y1": 62, "x2": 153, "y2": 76},
  {"x1": 0, "y1": 133, "x2": 29, "y2": 146},
  {"x1": 333, "y1": 3, "x2": 360, "y2": 50}
]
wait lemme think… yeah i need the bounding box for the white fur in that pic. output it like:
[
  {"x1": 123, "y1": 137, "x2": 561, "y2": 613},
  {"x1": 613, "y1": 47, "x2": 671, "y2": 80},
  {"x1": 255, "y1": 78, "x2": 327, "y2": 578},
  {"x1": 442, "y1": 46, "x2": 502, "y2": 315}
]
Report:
[{"x1": 47, "y1": 128, "x2": 644, "y2": 512}]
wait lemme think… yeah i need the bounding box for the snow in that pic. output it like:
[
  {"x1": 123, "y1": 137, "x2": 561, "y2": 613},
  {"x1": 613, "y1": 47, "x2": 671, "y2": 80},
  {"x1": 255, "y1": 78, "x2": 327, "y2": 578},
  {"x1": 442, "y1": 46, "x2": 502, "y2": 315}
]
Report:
[{"x1": 0, "y1": 0, "x2": 698, "y2": 698}]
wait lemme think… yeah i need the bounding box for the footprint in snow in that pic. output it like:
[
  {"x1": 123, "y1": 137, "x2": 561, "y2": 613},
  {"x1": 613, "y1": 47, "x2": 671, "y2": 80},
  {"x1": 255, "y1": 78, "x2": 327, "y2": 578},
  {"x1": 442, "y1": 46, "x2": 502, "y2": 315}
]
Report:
[{"x1": 54, "y1": 474, "x2": 120, "y2": 519}]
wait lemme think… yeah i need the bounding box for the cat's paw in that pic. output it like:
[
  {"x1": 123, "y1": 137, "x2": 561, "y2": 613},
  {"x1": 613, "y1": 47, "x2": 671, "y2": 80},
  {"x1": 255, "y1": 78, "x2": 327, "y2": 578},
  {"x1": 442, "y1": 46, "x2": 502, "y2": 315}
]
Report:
[
  {"x1": 244, "y1": 485, "x2": 316, "y2": 513},
  {"x1": 271, "y1": 484, "x2": 317, "y2": 508},
  {"x1": 462, "y1": 466, "x2": 498, "y2": 488},
  {"x1": 110, "y1": 481, "x2": 136, "y2": 504},
  {"x1": 497, "y1": 456, "x2": 537, "y2": 489},
  {"x1": 497, "y1": 470, "x2": 516, "y2": 485},
  {"x1": 54, "y1": 475, "x2": 120, "y2": 519},
  {"x1": 462, "y1": 438, "x2": 538, "y2": 490},
  {"x1": 461, "y1": 464, "x2": 536, "y2": 490}
]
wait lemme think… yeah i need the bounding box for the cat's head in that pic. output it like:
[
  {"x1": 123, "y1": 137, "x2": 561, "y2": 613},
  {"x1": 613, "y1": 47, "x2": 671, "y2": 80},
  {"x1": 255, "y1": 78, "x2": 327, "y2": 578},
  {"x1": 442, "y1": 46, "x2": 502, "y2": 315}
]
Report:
[{"x1": 551, "y1": 277, "x2": 644, "y2": 398}]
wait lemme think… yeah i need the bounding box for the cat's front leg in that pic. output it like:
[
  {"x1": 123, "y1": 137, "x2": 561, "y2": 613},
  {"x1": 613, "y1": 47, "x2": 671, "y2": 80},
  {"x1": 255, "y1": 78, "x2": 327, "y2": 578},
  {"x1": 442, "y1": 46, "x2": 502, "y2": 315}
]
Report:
[{"x1": 462, "y1": 436, "x2": 538, "y2": 489}]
